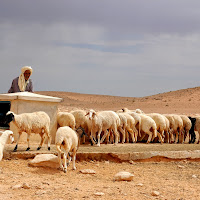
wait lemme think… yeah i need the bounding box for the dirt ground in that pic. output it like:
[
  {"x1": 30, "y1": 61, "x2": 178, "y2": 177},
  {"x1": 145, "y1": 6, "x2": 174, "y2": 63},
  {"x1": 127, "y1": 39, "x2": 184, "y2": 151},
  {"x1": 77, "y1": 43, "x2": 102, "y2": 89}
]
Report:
[{"x1": 1, "y1": 88, "x2": 200, "y2": 200}]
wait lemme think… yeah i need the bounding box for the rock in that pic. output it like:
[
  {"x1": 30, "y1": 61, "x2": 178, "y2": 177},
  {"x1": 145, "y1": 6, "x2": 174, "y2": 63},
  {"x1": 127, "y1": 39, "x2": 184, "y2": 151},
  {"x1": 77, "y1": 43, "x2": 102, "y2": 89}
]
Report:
[
  {"x1": 151, "y1": 191, "x2": 160, "y2": 196},
  {"x1": 114, "y1": 171, "x2": 134, "y2": 181},
  {"x1": 192, "y1": 175, "x2": 197, "y2": 178},
  {"x1": 29, "y1": 154, "x2": 59, "y2": 168},
  {"x1": 177, "y1": 165, "x2": 185, "y2": 169},
  {"x1": 23, "y1": 183, "x2": 31, "y2": 189},
  {"x1": 80, "y1": 169, "x2": 96, "y2": 174},
  {"x1": 136, "y1": 183, "x2": 143, "y2": 187},
  {"x1": 35, "y1": 190, "x2": 47, "y2": 195},
  {"x1": 94, "y1": 192, "x2": 104, "y2": 196},
  {"x1": 11, "y1": 184, "x2": 22, "y2": 189}
]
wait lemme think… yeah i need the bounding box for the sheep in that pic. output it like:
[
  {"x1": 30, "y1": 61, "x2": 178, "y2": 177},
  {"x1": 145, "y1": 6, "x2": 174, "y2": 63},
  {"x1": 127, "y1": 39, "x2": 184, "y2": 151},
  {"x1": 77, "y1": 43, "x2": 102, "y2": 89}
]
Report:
[
  {"x1": 170, "y1": 114, "x2": 184, "y2": 143},
  {"x1": 57, "y1": 112, "x2": 75, "y2": 130},
  {"x1": 4, "y1": 111, "x2": 51, "y2": 151},
  {"x1": 146, "y1": 113, "x2": 166, "y2": 144},
  {"x1": 70, "y1": 110, "x2": 91, "y2": 144},
  {"x1": 163, "y1": 114, "x2": 176, "y2": 143},
  {"x1": 0, "y1": 130, "x2": 14, "y2": 161},
  {"x1": 162, "y1": 115, "x2": 171, "y2": 143},
  {"x1": 193, "y1": 116, "x2": 200, "y2": 144},
  {"x1": 137, "y1": 114, "x2": 157, "y2": 144},
  {"x1": 188, "y1": 116, "x2": 196, "y2": 143},
  {"x1": 117, "y1": 113, "x2": 138, "y2": 143},
  {"x1": 55, "y1": 126, "x2": 86, "y2": 173},
  {"x1": 86, "y1": 109, "x2": 120, "y2": 146},
  {"x1": 180, "y1": 115, "x2": 192, "y2": 144}
]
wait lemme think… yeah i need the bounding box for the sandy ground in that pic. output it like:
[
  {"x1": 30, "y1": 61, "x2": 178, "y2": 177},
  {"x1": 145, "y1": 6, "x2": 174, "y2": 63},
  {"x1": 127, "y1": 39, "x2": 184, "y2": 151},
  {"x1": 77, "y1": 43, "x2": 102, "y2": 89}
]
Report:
[{"x1": 1, "y1": 88, "x2": 200, "y2": 200}]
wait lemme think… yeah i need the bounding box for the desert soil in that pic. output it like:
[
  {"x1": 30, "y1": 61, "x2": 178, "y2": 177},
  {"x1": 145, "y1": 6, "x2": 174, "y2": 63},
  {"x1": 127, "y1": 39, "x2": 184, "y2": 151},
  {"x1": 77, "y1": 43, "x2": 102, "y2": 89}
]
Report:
[{"x1": 1, "y1": 88, "x2": 200, "y2": 200}]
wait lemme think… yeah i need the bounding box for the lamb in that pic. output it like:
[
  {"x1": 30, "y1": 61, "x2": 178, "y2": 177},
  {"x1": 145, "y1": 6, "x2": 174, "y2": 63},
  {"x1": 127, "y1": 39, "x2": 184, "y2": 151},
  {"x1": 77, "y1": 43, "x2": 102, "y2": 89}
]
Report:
[
  {"x1": 0, "y1": 130, "x2": 14, "y2": 161},
  {"x1": 4, "y1": 111, "x2": 51, "y2": 151},
  {"x1": 57, "y1": 112, "x2": 75, "y2": 130},
  {"x1": 55, "y1": 126, "x2": 86, "y2": 173},
  {"x1": 86, "y1": 109, "x2": 120, "y2": 146},
  {"x1": 188, "y1": 116, "x2": 196, "y2": 143},
  {"x1": 137, "y1": 114, "x2": 157, "y2": 144}
]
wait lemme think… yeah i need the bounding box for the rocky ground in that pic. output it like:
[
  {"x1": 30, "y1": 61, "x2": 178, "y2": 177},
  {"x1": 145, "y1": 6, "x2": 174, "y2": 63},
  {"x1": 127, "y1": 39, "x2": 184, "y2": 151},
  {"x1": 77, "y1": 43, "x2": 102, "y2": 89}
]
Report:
[{"x1": 1, "y1": 88, "x2": 200, "y2": 200}]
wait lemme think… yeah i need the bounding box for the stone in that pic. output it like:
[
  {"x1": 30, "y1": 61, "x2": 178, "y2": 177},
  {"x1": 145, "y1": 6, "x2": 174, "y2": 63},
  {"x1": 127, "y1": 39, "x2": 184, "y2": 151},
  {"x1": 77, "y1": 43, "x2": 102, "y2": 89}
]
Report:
[
  {"x1": 11, "y1": 184, "x2": 22, "y2": 189},
  {"x1": 192, "y1": 175, "x2": 197, "y2": 178},
  {"x1": 114, "y1": 171, "x2": 134, "y2": 181},
  {"x1": 28, "y1": 154, "x2": 59, "y2": 168},
  {"x1": 80, "y1": 169, "x2": 96, "y2": 174},
  {"x1": 22, "y1": 183, "x2": 31, "y2": 189},
  {"x1": 94, "y1": 192, "x2": 104, "y2": 196},
  {"x1": 151, "y1": 191, "x2": 160, "y2": 196}
]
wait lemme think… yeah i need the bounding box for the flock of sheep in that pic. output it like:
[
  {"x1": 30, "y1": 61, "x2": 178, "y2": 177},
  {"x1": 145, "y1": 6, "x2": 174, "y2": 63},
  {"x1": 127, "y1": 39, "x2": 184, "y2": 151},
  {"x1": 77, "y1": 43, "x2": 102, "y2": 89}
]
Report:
[{"x1": 0, "y1": 107, "x2": 199, "y2": 173}]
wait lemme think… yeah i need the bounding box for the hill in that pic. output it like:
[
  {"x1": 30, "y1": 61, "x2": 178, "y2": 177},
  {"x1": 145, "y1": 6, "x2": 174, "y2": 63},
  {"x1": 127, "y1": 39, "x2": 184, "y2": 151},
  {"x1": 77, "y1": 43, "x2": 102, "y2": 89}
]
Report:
[{"x1": 36, "y1": 86, "x2": 200, "y2": 115}]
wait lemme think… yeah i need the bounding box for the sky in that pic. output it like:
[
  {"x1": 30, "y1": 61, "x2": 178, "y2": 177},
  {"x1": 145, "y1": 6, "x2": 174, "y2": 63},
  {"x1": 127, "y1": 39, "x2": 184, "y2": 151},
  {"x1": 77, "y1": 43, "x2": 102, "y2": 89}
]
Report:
[{"x1": 1, "y1": 0, "x2": 200, "y2": 97}]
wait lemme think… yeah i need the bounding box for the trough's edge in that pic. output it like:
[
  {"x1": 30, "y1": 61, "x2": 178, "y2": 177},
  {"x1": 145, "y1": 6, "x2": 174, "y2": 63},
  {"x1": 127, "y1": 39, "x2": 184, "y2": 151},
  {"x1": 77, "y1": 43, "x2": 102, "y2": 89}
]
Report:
[{"x1": 3, "y1": 150, "x2": 200, "y2": 162}]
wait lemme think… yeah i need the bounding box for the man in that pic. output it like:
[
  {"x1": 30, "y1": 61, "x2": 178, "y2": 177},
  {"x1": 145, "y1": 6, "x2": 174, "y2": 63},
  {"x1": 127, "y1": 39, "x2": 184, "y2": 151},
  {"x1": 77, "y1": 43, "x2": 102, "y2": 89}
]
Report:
[{"x1": 8, "y1": 66, "x2": 33, "y2": 93}]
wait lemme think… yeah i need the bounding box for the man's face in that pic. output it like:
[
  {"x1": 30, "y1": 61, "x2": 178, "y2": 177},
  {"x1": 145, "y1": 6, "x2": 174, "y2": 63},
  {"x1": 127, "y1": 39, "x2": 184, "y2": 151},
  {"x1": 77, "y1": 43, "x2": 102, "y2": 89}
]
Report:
[{"x1": 24, "y1": 70, "x2": 31, "y2": 81}]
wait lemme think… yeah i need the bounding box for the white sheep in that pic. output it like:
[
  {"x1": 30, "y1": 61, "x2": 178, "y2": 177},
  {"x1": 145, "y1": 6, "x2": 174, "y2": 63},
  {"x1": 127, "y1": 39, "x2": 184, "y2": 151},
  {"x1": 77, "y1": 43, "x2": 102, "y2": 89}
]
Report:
[
  {"x1": 137, "y1": 114, "x2": 157, "y2": 144},
  {"x1": 171, "y1": 114, "x2": 184, "y2": 143},
  {"x1": 180, "y1": 115, "x2": 192, "y2": 144},
  {"x1": 70, "y1": 110, "x2": 91, "y2": 144},
  {"x1": 146, "y1": 113, "x2": 166, "y2": 143},
  {"x1": 86, "y1": 109, "x2": 120, "y2": 146},
  {"x1": 57, "y1": 112, "x2": 75, "y2": 130},
  {"x1": 5, "y1": 111, "x2": 51, "y2": 151},
  {"x1": 163, "y1": 114, "x2": 176, "y2": 143},
  {"x1": 0, "y1": 130, "x2": 14, "y2": 161},
  {"x1": 55, "y1": 126, "x2": 86, "y2": 173}
]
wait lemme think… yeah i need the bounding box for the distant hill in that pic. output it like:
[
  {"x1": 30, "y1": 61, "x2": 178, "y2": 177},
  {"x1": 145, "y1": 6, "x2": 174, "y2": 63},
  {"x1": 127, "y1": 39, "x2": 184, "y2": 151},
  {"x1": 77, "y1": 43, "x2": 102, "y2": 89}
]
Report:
[{"x1": 36, "y1": 87, "x2": 200, "y2": 115}]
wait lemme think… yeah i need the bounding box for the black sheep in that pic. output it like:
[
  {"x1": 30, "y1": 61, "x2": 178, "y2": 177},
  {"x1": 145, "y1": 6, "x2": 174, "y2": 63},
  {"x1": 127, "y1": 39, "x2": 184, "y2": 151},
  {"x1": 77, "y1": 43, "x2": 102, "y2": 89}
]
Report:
[{"x1": 188, "y1": 116, "x2": 196, "y2": 143}]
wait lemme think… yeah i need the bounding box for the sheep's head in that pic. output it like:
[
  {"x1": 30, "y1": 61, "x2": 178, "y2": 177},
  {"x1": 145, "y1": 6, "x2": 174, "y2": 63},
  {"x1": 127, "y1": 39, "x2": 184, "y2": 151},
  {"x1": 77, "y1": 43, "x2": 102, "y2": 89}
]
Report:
[
  {"x1": 6, "y1": 130, "x2": 14, "y2": 144},
  {"x1": 85, "y1": 109, "x2": 96, "y2": 120},
  {"x1": 76, "y1": 127, "x2": 87, "y2": 138},
  {"x1": 188, "y1": 116, "x2": 196, "y2": 125},
  {"x1": 0, "y1": 130, "x2": 14, "y2": 144},
  {"x1": 4, "y1": 111, "x2": 15, "y2": 124}
]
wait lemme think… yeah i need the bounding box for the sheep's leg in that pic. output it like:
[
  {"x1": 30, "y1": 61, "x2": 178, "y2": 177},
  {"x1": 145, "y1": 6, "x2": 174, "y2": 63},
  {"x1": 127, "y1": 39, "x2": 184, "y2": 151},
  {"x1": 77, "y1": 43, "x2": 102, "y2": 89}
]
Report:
[
  {"x1": 133, "y1": 127, "x2": 138, "y2": 142},
  {"x1": 26, "y1": 134, "x2": 31, "y2": 151},
  {"x1": 127, "y1": 129, "x2": 135, "y2": 143},
  {"x1": 47, "y1": 132, "x2": 51, "y2": 150},
  {"x1": 90, "y1": 130, "x2": 97, "y2": 145},
  {"x1": 146, "y1": 131, "x2": 153, "y2": 144},
  {"x1": 126, "y1": 130, "x2": 129, "y2": 143},
  {"x1": 118, "y1": 126, "x2": 125, "y2": 143},
  {"x1": 37, "y1": 134, "x2": 45, "y2": 150},
  {"x1": 113, "y1": 128, "x2": 119, "y2": 145},
  {"x1": 56, "y1": 145, "x2": 64, "y2": 171},
  {"x1": 100, "y1": 129, "x2": 108, "y2": 145},
  {"x1": 13, "y1": 132, "x2": 22, "y2": 152},
  {"x1": 174, "y1": 130, "x2": 179, "y2": 143},
  {"x1": 157, "y1": 130, "x2": 164, "y2": 144},
  {"x1": 71, "y1": 150, "x2": 76, "y2": 170},
  {"x1": 63, "y1": 153, "x2": 68, "y2": 173}
]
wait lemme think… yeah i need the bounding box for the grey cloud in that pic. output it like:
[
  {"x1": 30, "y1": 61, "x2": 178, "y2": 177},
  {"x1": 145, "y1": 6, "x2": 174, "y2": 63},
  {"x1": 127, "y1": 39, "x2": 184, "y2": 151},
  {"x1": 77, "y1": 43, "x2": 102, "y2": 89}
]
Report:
[{"x1": 1, "y1": 0, "x2": 200, "y2": 36}]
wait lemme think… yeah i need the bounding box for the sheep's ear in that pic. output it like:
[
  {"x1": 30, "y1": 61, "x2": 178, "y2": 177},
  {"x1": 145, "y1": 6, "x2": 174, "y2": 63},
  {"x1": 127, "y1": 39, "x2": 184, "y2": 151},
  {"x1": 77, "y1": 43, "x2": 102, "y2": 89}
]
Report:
[
  {"x1": 92, "y1": 112, "x2": 96, "y2": 118},
  {"x1": 85, "y1": 112, "x2": 89, "y2": 116}
]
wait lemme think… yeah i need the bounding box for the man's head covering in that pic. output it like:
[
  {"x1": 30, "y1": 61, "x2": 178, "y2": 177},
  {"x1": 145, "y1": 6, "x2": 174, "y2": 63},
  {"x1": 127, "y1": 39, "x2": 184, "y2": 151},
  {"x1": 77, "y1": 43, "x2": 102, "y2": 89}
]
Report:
[{"x1": 18, "y1": 66, "x2": 33, "y2": 92}]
